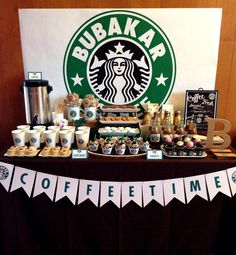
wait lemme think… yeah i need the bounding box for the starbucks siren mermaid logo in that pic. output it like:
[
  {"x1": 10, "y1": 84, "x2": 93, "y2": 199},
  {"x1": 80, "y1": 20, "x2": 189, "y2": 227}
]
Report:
[{"x1": 89, "y1": 41, "x2": 151, "y2": 105}]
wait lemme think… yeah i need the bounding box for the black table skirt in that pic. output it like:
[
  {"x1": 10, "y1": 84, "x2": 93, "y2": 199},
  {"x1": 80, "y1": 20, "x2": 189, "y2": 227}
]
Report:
[{"x1": 0, "y1": 152, "x2": 236, "y2": 255}]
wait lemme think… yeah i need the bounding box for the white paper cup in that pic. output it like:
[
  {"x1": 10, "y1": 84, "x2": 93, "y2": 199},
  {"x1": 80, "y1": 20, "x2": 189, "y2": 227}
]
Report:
[
  {"x1": 61, "y1": 126, "x2": 75, "y2": 143},
  {"x1": 33, "y1": 125, "x2": 46, "y2": 143},
  {"x1": 75, "y1": 130, "x2": 89, "y2": 149},
  {"x1": 59, "y1": 130, "x2": 73, "y2": 148},
  {"x1": 77, "y1": 126, "x2": 90, "y2": 142},
  {"x1": 84, "y1": 107, "x2": 97, "y2": 121},
  {"x1": 27, "y1": 130, "x2": 41, "y2": 148},
  {"x1": 67, "y1": 105, "x2": 80, "y2": 121},
  {"x1": 48, "y1": 126, "x2": 60, "y2": 143},
  {"x1": 17, "y1": 125, "x2": 30, "y2": 143},
  {"x1": 44, "y1": 130, "x2": 57, "y2": 147},
  {"x1": 12, "y1": 129, "x2": 25, "y2": 146}
]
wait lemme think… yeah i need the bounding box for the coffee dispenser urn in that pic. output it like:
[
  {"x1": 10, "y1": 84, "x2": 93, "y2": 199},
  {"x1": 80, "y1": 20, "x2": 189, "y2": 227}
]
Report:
[{"x1": 22, "y1": 80, "x2": 53, "y2": 125}]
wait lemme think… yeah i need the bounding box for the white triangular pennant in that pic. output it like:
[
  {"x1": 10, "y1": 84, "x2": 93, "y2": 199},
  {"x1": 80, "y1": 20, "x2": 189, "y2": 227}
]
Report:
[
  {"x1": 142, "y1": 180, "x2": 164, "y2": 207},
  {"x1": 55, "y1": 176, "x2": 78, "y2": 205},
  {"x1": 10, "y1": 166, "x2": 36, "y2": 197},
  {"x1": 227, "y1": 167, "x2": 236, "y2": 196},
  {"x1": 163, "y1": 178, "x2": 185, "y2": 205},
  {"x1": 184, "y1": 175, "x2": 208, "y2": 203},
  {"x1": 206, "y1": 170, "x2": 231, "y2": 200},
  {"x1": 78, "y1": 179, "x2": 100, "y2": 206},
  {"x1": 100, "y1": 181, "x2": 121, "y2": 208},
  {"x1": 33, "y1": 172, "x2": 58, "y2": 201},
  {"x1": 122, "y1": 182, "x2": 142, "y2": 207},
  {"x1": 0, "y1": 162, "x2": 14, "y2": 191}
]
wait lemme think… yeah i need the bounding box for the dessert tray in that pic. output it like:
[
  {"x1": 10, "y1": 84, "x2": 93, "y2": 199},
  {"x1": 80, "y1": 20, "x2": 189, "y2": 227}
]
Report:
[
  {"x1": 4, "y1": 150, "x2": 40, "y2": 157},
  {"x1": 98, "y1": 127, "x2": 140, "y2": 136},
  {"x1": 38, "y1": 147, "x2": 72, "y2": 158},
  {"x1": 160, "y1": 145, "x2": 207, "y2": 159},
  {"x1": 99, "y1": 116, "x2": 139, "y2": 124},
  {"x1": 4, "y1": 146, "x2": 40, "y2": 157},
  {"x1": 88, "y1": 149, "x2": 146, "y2": 158},
  {"x1": 100, "y1": 105, "x2": 138, "y2": 113}
]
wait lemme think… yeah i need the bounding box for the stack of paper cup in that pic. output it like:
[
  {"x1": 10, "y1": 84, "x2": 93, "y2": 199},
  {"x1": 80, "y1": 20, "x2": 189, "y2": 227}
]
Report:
[
  {"x1": 12, "y1": 129, "x2": 25, "y2": 146},
  {"x1": 17, "y1": 124, "x2": 30, "y2": 143},
  {"x1": 33, "y1": 125, "x2": 46, "y2": 144},
  {"x1": 27, "y1": 130, "x2": 41, "y2": 148}
]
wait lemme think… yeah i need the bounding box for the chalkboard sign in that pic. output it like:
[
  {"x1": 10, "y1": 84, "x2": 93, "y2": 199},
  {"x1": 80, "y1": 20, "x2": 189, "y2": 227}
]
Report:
[{"x1": 184, "y1": 89, "x2": 218, "y2": 130}]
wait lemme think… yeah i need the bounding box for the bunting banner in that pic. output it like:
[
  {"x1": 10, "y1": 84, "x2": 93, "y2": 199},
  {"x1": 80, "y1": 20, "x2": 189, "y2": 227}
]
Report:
[{"x1": 1, "y1": 162, "x2": 236, "y2": 208}]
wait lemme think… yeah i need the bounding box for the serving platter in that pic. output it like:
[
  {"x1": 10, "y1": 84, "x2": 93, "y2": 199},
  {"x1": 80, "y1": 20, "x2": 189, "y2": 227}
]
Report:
[
  {"x1": 160, "y1": 145, "x2": 207, "y2": 158},
  {"x1": 4, "y1": 150, "x2": 40, "y2": 157},
  {"x1": 88, "y1": 149, "x2": 146, "y2": 158}
]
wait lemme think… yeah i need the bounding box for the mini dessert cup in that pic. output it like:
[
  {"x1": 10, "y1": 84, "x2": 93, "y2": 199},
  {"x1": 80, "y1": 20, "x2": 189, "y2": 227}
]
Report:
[
  {"x1": 175, "y1": 141, "x2": 185, "y2": 156},
  {"x1": 88, "y1": 140, "x2": 99, "y2": 152},
  {"x1": 196, "y1": 143, "x2": 205, "y2": 156},
  {"x1": 101, "y1": 143, "x2": 113, "y2": 155},
  {"x1": 139, "y1": 141, "x2": 150, "y2": 152},
  {"x1": 128, "y1": 143, "x2": 139, "y2": 155},
  {"x1": 115, "y1": 145, "x2": 126, "y2": 155},
  {"x1": 186, "y1": 141, "x2": 196, "y2": 156},
  {"x1": 115, "y1": 139, "x2": 126, "y2": 155},
  {"x1": 164, "y1": 143, "x2": 175, "y2": 156}
]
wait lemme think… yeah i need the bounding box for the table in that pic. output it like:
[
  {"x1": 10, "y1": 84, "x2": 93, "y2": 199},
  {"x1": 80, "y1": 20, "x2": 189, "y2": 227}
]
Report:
[{"x1": 0, "y1": 149, "x2": 236, "y2": 255}]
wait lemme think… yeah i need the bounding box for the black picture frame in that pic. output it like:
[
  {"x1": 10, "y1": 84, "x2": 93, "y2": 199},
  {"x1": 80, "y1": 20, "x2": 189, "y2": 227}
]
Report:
[{"x1": 184, "y1": 89, "x2": 218, "y2": 131}]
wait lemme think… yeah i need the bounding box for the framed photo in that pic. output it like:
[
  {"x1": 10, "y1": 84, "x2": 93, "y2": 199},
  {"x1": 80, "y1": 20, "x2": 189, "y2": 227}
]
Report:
[{"x1": 184, "y1": 89, "x2": 218, "y2": 130}]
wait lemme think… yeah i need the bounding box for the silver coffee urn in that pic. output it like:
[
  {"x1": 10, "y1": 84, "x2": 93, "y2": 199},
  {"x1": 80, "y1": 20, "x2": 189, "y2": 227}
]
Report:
[{"x1": 22, "y1": 80, "x2": 53, "y2": 125}]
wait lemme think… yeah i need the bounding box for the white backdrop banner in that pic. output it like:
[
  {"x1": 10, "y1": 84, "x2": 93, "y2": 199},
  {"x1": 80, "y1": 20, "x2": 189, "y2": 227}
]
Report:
[
  {"x1": 2, "y1": 162, "x2": 235, "y2": 208},
  {"x1": 18, "y1": 9, "x2": 222, "y2": 112}
]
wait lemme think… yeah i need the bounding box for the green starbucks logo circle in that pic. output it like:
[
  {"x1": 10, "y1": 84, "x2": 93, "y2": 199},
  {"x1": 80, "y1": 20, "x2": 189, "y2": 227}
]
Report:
[
  {"x1": 64, "y1": 10, "x2": 176, "y2": 108},
  {"x1": 86, "y1": 110, "x2": 94, "y2": 118},
  {"x1": 70, "y1": 110, "x2": 77, "y2": 118},
  {"x1": 46, "y1": 138, "x2": 52, "y2": 144},
  {"x1": 30, "y1": 137, "x2": 37, "y2": 144},
  {"x1": 15, "y1": 138, "x2": 21, "y2": 144},
  {"x1": 62, "y1": 138, "x2": 68, "y2": 144},
  {"x1": 232, "y1": 171, "x2": 236, "y2": 184},
  {"x1": 0, "y1": 165, "x2": 9, "y2": 180},
  {"x1": 78, "y1": 138, "x2": 84, "y2": 144}
]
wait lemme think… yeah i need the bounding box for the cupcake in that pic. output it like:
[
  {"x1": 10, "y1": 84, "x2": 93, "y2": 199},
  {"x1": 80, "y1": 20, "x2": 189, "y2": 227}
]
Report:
[
  {"x1": 139, "y1": 140, "x2": 150, "y2": 152},
  {"x1": 176, "y1": 140, "x2": 185, "y2": 156},
  {"x1": 114, "y1": 139, "x2": 126, "y2": 155},
  {"x1": 101, "y1": 140, "x2": 113, "y2": 155},
  {"x1": 183, "y1": 136, "x2": 191, "y2": 145},
  {"x1": 164, "y1": 142, "x2": 175, "y2": 156},
  {"x1": 185, "y1": 141, "x2": 196, "y2": 156},
  {"x1": 128, "y1": 140, "x2": 140, "y2": 155},
  {"x1": 163, "y1": 135, "x2": 172, "y2": 145},
  {"x1": 196, "y1": 142, "x2": 205, "y2": 156},
  {"x1": 88, "y1": 140, "x2": 99, "y2": 152}
]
